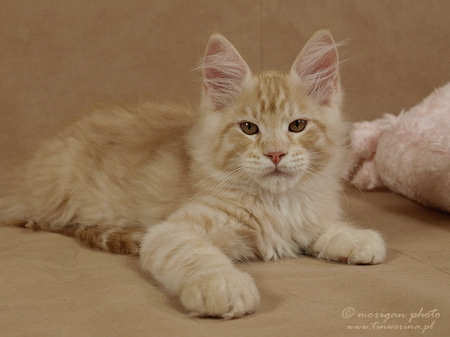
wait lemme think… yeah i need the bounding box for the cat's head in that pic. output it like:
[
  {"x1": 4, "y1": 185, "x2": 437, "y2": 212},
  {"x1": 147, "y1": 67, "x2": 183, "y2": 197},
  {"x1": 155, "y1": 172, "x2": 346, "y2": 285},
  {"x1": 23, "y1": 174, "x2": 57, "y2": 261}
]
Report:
[{"x1": 192, "y1": 30, "x2": 346, "y2": 194}]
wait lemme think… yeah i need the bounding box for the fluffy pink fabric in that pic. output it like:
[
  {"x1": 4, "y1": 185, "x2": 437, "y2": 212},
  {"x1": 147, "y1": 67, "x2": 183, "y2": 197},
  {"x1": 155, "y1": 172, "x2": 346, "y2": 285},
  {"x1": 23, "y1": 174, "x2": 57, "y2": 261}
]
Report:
[{"x1": 348, "y1": 82, "x2": 450, "y2": 213}]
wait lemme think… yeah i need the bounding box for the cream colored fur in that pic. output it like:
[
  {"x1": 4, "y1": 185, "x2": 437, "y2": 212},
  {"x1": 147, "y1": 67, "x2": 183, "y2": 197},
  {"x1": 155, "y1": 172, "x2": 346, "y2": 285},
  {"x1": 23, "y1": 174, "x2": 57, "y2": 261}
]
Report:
[{"x1": 0, "y1": 30, "x2": 386, "y2": 318}]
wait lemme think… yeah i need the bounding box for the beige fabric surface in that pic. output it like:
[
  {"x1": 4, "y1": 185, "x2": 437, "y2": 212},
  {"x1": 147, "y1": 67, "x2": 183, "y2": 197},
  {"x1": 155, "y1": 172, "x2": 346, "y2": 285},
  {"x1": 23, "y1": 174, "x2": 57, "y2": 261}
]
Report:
[
  {"x1": 1, "y1": 189, "x2": 449, "y2": 336},
  {"x1": 1, "y1": 1, "x2": 449, "y2": 336}
]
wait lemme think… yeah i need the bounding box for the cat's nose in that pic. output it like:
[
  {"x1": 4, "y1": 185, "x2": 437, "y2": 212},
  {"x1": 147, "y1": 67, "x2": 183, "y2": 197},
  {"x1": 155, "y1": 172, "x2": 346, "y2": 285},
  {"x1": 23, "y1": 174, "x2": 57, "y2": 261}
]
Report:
[{"x1": 265, "y1": 152, "x2": 286, "y2": 165}]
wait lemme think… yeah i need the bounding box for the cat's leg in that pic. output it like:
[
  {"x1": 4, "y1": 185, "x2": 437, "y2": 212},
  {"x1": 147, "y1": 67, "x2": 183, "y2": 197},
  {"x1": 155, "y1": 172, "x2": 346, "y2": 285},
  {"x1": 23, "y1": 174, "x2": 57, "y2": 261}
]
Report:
[
  {"x1": 312, "y1": 222, "x2": 386, "y2": 264},
  {"x1": 140, "y1": 220, "x2": 260, "y2": 319}
]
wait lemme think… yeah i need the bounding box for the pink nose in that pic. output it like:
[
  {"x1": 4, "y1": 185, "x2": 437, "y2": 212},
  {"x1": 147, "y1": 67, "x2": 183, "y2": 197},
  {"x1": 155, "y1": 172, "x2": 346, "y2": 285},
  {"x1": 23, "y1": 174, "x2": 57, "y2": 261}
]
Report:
[{"x1": 265, "y1": 152, "x2": 286, "y2": 165}]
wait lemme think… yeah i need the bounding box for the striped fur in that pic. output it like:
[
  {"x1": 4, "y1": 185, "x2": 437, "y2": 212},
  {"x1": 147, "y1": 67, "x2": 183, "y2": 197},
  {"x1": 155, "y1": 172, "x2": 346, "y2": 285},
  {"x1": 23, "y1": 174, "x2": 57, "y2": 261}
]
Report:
[{"x1": 0, "y1": 30, "x2": 386, "y2": 318}]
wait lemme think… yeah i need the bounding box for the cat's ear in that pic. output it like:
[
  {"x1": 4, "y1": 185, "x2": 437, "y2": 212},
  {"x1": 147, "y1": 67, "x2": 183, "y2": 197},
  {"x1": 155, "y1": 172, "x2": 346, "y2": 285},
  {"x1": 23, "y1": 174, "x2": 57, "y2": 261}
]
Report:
[
  {"x1": 201, "y1": 34, "x2": 251, "y2": 110},
  {"x1": 291, "y1": 30, "x2": 341, "y2": 105}
]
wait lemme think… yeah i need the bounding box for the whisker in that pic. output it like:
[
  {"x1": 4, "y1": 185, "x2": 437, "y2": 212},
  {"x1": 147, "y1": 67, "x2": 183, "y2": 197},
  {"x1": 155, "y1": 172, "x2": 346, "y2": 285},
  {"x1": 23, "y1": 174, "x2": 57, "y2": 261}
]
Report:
[{"x1": 184, "y1": 165, "x2": 251, "y2": 204}]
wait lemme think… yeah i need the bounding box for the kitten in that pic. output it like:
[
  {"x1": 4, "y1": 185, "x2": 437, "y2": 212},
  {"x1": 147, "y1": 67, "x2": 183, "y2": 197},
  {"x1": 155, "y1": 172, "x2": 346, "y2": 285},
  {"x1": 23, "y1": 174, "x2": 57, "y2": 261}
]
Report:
[{"x1": 0, "y1": 30, "x2": 386, "y2": 318}]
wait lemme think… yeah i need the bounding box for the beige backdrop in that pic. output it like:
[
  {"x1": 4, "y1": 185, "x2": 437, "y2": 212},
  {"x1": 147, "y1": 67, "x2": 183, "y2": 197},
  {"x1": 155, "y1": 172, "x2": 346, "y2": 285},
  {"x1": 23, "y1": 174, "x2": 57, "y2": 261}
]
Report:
[{"x1": 1, "y1": 0, "x2": 450, "y2": 187}]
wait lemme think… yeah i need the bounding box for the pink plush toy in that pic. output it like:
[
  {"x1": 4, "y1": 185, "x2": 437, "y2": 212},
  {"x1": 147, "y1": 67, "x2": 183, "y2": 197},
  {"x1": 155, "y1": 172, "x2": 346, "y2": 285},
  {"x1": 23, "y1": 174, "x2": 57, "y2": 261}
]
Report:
[{"x1": 347, "y1": 82, "x2": 450, "y2": 213}]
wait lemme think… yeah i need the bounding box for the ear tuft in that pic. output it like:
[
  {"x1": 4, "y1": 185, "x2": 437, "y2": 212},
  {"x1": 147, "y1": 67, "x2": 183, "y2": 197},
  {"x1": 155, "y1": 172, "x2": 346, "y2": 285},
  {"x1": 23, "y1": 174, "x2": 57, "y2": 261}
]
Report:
[
  {"x1": 202, "y1": 34, "x2": 250, "y2": 110},
  {"x1": 291, "y1": 30, "x2": 341, "y2": 105}
]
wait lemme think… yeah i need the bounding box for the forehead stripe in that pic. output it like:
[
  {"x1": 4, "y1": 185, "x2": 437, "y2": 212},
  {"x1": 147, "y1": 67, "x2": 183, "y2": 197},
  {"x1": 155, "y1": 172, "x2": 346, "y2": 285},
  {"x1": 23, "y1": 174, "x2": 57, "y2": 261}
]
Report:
[{"x1": 256, "y1": 73, "x2": 288, "y2": 115}]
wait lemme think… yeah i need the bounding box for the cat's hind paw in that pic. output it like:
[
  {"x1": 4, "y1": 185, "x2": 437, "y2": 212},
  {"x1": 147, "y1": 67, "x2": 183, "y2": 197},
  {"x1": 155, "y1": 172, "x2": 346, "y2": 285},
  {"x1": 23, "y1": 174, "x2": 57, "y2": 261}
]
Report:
[
  {"x1": 313, "y1": 227, "x2": 386, "y2": 265},
  {"x1": 179, "y1": 267, "x2": 260, "y2": 319}
]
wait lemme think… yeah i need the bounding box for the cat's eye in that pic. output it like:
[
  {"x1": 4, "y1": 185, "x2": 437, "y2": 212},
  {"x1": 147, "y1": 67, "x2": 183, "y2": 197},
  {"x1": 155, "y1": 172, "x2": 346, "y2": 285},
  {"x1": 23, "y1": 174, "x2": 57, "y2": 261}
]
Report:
[
  {"x1": 240, "y1": 122, "x2": 259, "y2": 135},
  {"x1": 288, "y1": 119, "x2": 307, "y2": 133}
]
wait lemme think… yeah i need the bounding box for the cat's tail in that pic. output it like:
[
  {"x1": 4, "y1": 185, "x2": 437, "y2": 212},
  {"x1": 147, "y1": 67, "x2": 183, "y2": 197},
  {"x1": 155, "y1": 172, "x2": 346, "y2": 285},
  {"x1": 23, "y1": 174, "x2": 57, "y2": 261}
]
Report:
[
  {"x1": 0, "y1": 196, "x2": 30, "y2": 227},
  {"x1": 24, "y1": 220, "x2": 147, "y2": 256},
  {"x1": 0, "y1": 196, "x2": 146, "y2": 256}
]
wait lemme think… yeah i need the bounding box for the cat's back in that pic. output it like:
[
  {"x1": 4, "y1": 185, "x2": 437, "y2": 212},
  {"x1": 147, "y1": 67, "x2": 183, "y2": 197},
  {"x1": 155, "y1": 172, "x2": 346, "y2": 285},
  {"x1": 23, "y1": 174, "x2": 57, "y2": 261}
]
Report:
[
  {"x1": 14, "y1": 101, "x2": 199, "y2": 227},
  {"x1": 66, "y1": 100, "x2": 199, "y2": 152},
  {"x1": 30, "y1": 100, "x2": 199, "y2": 178}
]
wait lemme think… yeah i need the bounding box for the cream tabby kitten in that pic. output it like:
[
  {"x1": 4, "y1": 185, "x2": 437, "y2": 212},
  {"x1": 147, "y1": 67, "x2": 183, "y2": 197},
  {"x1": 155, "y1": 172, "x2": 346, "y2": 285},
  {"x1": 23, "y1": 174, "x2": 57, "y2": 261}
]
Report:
[{"x1": 1, "y1": 30, "x2": 386, "y2": 318}]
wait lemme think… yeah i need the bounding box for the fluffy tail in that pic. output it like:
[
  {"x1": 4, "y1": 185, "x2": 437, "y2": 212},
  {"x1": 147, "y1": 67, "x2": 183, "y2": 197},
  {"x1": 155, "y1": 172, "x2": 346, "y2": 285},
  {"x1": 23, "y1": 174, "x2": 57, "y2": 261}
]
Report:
[
  {"x1": 0, "y1": 196, "x2": 30, "y2": 227},
  {"x1": 25, "y1": 220, "x2": 146, "y2": 255},
  {"x1": 0, "y1": 197, "x2": 146, "y2": 256}
]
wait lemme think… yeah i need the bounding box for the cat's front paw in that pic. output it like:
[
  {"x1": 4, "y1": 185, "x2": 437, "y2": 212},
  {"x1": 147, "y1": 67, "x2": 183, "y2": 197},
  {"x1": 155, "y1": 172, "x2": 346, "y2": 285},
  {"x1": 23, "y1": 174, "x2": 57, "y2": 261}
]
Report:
[
  {"x1": 313, "y1": 227, "x2": 386, "y2": 264},
  {"x1": 179, "y1": 267, "x2": 260, "y2": 319}
]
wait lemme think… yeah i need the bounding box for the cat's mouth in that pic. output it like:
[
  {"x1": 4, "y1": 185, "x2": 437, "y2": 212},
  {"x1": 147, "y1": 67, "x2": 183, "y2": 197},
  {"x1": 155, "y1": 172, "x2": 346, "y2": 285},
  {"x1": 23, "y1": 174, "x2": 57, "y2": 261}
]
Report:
[
  {"x1": 265, "y1": 168, "x2": 289, "y2": 178},
  {"x1": 257, "y1": 167, "x2": 300, "y2": 193}
]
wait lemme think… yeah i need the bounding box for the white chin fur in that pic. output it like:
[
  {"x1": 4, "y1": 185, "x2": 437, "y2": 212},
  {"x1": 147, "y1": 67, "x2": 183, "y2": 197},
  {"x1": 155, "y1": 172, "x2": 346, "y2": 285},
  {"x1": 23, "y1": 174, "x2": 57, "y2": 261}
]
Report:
[{"x1": 256, "y1": 174, "x2": 301, "y2": 194}]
